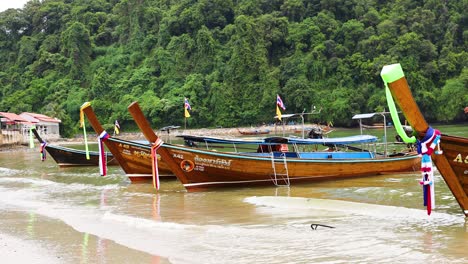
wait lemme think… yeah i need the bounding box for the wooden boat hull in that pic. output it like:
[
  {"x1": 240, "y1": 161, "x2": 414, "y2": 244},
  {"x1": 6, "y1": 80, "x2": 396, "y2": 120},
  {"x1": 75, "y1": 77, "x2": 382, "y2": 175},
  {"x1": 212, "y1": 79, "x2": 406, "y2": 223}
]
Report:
[
  {"x1": 99, "y1": 137, "x2": 174, "y2": 182},
  {"x1": 237, "y1": 128, "x2": 270, "y2": 135},
  {"x1": 361, "y1": 124, "x2": 386, "y2": 129},
  {"x1": 161, "y1": 144, "x2": 421, "y2": 191},
  {"x1": 238, "y1": 132, "x2": 270, "y2": 135},
  {"x1": 80, "y1": 103, "x2": 174, "y2": 183},
  {"x1": 45, "y1": 145, "x2": 119, "y2": 167},
  {"x1": 383, "y1": 63, "x2": 468, "y2": 216},
  {"x1": 433, "y1": 135, "x2": 468, "y2": 214},
  {"x1": 43, "y1": 139, "x2": 174, "y2": 183},
  {"x1": 437, "y1": 135, "x2": 468, "y2": 183},
  {"x1": 31, "y1": 128, "x2": 119, "y2": 168},
  {"x1": 126, "y1": 100, "x2": 420, "y2": 192}
]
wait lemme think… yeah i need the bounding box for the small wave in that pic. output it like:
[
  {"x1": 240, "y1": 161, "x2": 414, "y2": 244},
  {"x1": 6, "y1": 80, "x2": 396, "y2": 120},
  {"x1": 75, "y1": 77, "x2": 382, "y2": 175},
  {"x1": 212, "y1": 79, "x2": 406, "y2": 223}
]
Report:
[
  {"x1": 0, "y1": 177, "x2": 57, "y2": 186},
  {"x1": 0, "y1": 175, "x2": 122, "y2": 193},
  {"x1": 244, "y1": 196, "x2": 464, "y2": 226},
  {"x1": 101, "y1": 212, "x2": 198, "y2": 231},
  {"x1": 384, "y1": 178, "x2": 404, "y2": 183},
  {"x1": 0, "y1": 167, "x2": 21, "y2": 175},
  {"x1": 354, "y1": 187, "x2": 382, "y2": 193}
]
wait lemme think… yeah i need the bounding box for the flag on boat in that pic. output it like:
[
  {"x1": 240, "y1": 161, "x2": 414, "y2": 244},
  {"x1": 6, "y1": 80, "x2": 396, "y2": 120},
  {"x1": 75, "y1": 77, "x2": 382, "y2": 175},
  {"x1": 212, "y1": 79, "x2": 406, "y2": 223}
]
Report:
[
  {"x1": 184, "y1": 97, "x2": 191, "y2": 118},
  {"x1": 276, "y1": 94, "x2": 286, "y2": 121},
  {"x1": 114, "y1": 120, "x2": 120, "y2": 135},
  {"x1": 277, "y1": 94, "x2": 286, "y2": 110}
]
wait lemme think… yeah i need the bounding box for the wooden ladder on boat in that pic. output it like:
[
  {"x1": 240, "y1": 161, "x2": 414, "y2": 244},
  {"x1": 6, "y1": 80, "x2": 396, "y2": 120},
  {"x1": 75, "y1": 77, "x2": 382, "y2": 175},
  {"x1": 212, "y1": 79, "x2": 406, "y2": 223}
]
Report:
[{"x1": 270, "y1": 153, "x2": 290, "y2": 186}]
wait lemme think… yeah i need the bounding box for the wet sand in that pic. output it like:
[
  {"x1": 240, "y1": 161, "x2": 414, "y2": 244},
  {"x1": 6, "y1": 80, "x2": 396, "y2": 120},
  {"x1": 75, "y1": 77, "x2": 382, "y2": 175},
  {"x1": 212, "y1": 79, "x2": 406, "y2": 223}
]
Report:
[
  {"x1": 0, "y1": 233, "x2": 60, "y2": 264},
  {"x1": 0, "y1": 209, "x2": 169, "y2": 264}
]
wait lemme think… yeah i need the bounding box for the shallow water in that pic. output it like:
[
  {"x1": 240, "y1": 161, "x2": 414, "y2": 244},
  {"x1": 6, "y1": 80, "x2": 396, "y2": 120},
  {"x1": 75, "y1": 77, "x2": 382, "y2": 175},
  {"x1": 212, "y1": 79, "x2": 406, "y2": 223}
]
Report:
[{"x1": 1, "y1": 124, "x2": 468, "y2": 264}]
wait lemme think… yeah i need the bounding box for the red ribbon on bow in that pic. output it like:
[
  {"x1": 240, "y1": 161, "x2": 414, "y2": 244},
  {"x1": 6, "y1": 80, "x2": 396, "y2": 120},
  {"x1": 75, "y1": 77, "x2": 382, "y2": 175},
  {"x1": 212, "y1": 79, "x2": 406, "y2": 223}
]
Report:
[
  {"x1": 151, "y1": 138, "x2": 164, "y2": 189},
  {"x1": 40, "y1": 142, "x2": 47, "y2": 161}
]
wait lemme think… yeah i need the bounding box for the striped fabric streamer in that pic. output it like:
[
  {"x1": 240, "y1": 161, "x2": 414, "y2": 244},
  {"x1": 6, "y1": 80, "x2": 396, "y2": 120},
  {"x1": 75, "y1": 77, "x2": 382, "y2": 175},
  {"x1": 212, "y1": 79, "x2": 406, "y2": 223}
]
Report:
[
  {"x1": 98, "y1": 131, "x2": 110, "y2": 176},
  {"x1": 80, "y1": 102, "x2": 91, "y2": 160},
  {"x1": 420, "y1": 154, "x2": 435, "y2": 215},
  {"x1": 151, "y1": 138, "x2": 164, "y2": 190},
  {"x1": 29, "y1": 127, "x2": 35, "y2": 148},
  {"x1": 417, "y1": 126, "x2": 441, "y2": 215},
  {"x1": 40, "y1": 142, "x2": 47, "y2": 161}
]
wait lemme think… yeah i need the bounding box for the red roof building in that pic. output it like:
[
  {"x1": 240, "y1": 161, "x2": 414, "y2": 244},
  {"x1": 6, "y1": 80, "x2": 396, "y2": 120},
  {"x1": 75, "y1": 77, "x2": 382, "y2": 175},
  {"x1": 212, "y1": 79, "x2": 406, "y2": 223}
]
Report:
[
  {"x1": 19, "y1": 112, "x2": 61, "y2": 140},
  {"x1": 1, "y1": 112, "x2": 61, "y2": 144},
  {"x1": 20, "y1": 112, "x2": 61, "y2": 124},
  {"x1": 0, "y1": 112, "x2": 29, "y2": 125}
]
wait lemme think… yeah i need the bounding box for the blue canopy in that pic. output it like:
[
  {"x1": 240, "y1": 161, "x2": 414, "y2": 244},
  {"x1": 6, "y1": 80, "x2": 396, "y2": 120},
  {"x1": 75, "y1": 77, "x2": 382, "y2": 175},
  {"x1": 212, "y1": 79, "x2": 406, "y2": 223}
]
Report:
[
  {"x1": 177, "y1": 135, "x2": 265, "y2": 144},
  {"x1": 284, "y1": 135, "x2": 378, "y2": 145}
]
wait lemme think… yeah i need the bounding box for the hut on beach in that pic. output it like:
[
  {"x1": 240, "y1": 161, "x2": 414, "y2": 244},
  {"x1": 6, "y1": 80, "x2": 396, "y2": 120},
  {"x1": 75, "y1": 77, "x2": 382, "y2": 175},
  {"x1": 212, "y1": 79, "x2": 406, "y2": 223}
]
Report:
[{"x1": 0, "y1": 112, "x2": 61, "y2": 145}]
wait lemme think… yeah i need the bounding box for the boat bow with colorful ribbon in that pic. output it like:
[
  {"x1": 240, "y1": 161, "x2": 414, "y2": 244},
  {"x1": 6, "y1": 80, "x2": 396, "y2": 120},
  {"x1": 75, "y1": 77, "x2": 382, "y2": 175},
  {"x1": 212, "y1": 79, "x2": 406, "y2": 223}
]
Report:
[{"x1": 381, "y1": 64, "x2": 443, "y2": 216}]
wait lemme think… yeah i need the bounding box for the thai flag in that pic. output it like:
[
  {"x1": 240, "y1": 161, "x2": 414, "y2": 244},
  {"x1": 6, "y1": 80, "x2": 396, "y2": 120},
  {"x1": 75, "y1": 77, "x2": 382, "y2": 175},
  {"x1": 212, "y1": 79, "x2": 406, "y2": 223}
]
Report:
[
  {"x1": 184, "y1": 98, "x2": 191, "y2": 110},
  {"x1": 114, "y1": 120, "x2": 120, "y2": 135},
  {"x1": 277, "y1": 94, "x2": 286, "y2": 110}
]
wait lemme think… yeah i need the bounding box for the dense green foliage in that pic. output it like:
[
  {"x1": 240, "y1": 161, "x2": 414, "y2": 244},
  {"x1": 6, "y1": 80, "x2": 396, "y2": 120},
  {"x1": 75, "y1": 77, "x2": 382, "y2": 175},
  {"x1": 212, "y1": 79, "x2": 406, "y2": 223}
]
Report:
[{"x1": 0, "y1": 0, "x2": 466, "y2": 137}]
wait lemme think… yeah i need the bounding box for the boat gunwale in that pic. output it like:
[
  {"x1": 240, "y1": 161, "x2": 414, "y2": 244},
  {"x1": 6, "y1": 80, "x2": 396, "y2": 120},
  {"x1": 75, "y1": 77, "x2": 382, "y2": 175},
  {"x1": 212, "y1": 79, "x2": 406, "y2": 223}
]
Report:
[
  {"x1": 108, "y1": 133, "x2": 419, "y2": 163},
  {"x1": 163, "y1": 142, "x2": 420, "y2": 163}
]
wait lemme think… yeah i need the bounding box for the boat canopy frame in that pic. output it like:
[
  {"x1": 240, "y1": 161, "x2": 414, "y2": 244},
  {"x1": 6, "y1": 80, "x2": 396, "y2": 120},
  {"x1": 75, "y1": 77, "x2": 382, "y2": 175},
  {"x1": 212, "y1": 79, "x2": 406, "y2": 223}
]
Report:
[{"x1": 352, "y1": 111, "x2": 394, "y2": 157}]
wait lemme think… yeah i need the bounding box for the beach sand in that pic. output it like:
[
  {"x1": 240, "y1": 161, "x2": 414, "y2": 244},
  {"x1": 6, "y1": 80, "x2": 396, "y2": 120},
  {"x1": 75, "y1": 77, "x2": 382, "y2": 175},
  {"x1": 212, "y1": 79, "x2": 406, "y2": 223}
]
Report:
[{"x1": 0, "y1": 233, "x2": 60, "y2": 264}]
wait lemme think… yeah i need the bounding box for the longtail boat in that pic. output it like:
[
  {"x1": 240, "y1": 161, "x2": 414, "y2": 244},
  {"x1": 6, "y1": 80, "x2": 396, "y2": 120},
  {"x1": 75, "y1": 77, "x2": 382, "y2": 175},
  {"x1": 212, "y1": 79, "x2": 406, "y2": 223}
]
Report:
[
  {"x1": 31, "y1": 128, "x2": 119, "y2": 167},
  {"x1": 237, "y1": 128, "x2": 271, "y2": 135},
  {"x1": 128, "y1": 101, "x2": 421, "y2": 192},
  {"x1": 382, "y1": 63, "x2": 468, "y2": 217},
  {"x1": 361, "y1": 123, "x2": 387, "y2": 129},
  {"x1": 80, "y1": 103, "x2": 173, "y2": 182}
]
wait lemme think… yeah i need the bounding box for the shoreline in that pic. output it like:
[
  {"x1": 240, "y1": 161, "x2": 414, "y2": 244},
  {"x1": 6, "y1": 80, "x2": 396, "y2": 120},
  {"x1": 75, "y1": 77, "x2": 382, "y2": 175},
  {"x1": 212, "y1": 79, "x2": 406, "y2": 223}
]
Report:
[{"x1": 0, "y1": 123, "x2": 338, "y2": 151}]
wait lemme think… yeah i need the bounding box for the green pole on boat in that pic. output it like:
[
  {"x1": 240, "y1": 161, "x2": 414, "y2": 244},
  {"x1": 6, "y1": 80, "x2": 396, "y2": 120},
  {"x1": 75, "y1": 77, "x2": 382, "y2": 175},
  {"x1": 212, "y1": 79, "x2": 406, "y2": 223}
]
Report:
[
  {"x1": 29, "y1": 125, "x2": 35, "y2": 148},
  {"x1": 80, "y1": 102, "x2": 91, "y2": 160},
  {"x1": 380, "y1": 63, "x2": 416, "y2": 144}
]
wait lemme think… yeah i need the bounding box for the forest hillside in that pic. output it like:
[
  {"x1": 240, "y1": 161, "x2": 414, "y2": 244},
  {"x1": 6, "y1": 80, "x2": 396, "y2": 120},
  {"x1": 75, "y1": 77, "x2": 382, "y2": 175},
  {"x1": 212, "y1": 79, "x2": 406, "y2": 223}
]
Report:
[{"x1": 0, "y1": 0, "x2": 466, "y2": 136}]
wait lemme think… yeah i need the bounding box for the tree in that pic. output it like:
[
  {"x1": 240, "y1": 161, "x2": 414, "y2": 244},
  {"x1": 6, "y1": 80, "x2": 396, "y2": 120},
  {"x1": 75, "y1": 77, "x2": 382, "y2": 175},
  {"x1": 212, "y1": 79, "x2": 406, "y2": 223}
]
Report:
[
  {"x1": 436, "y1": 69, "x2": 468, "y2": 122},
  {"x1": 61, "y1": 22, "x2": 92, "y2": 80}
]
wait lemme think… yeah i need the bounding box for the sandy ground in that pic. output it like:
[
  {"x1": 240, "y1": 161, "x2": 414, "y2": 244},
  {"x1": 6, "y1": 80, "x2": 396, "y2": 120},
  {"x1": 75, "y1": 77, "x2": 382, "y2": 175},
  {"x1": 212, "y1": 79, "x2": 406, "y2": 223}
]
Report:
[{"x1": 0, "y1": 233, "x2": 60, "y2": 264}]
